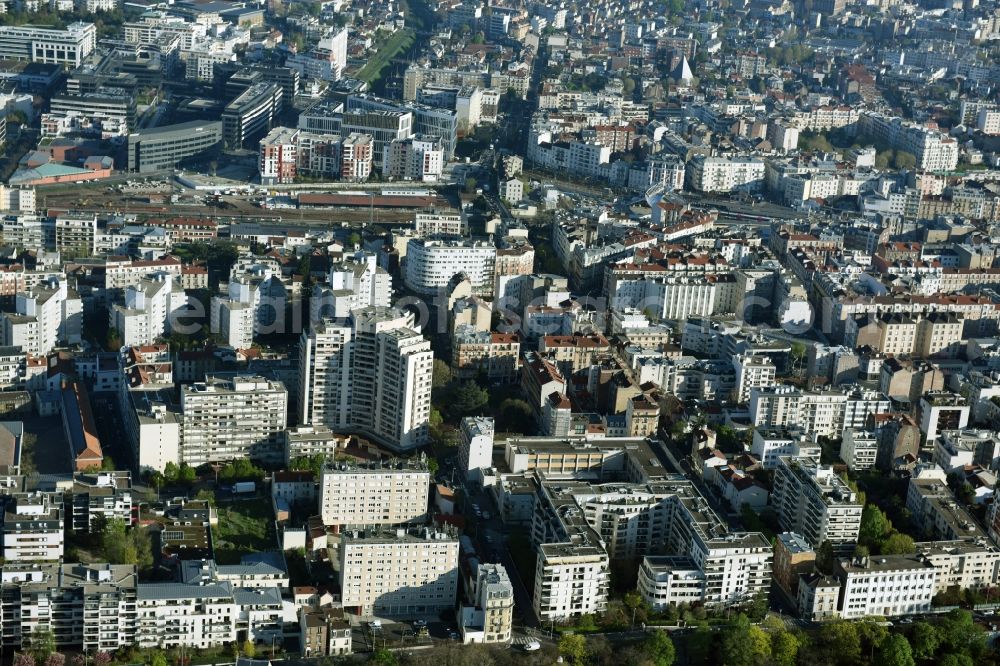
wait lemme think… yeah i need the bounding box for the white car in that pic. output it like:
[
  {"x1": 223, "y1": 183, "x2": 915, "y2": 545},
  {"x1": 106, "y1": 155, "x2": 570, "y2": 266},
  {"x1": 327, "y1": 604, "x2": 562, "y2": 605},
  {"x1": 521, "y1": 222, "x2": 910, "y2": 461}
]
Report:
[{"x1": 524, "y1": 640, "x2": 541, "y2": 652}]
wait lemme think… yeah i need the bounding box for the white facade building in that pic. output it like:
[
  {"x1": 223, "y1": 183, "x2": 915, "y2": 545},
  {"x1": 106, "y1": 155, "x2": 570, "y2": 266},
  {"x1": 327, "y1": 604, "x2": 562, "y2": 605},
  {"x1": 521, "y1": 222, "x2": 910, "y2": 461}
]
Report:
[
  {"x1": 111, "y1": 272, "x2": 189, "y2": 347},
  {"x1": 840, "y1": 429, "x2": 879, "y2": 471},
  {"x1": 458, "y1": 415, "x2": 495, "y2": 480},
  {"x1": 298, "y1": 307, "x2": 433, "y2": 452},
  {"x1": 404, "y1": 238, "x2": 498, "y2": 297},
  {"x1": 319, "y1": 459, "x2": 430, "y2": 527},
  {"x1": 180, "y1": 373, "x2": 288, "y2": 465},
  {"x1": 339, "y1": 528, "x2": 460, "y2": 619},
  {"x1": 772, "y1": 456, "x2": 863, "y2": 550},
  {"x1": 837, "y1": 555, "x2": 937, "y2": 619}
]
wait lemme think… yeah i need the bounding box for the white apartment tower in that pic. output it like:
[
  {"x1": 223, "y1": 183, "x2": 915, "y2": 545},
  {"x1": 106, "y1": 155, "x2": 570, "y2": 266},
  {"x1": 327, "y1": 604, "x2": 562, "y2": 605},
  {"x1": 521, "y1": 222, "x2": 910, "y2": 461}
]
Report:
[
  {"x1": 111, "y1": 272, "x2": 190, "y2": 347},
  {"x1": 180, "y1": 373, "x2": 288, "y2": 465},
  {"x1": 317, "y1": 251, "x2": 392, "y2": 320},
  {"x1": 339, "y1": 528, "x2": 460, "y2": 619},
  {"x1": 458, "y1": 416, "x2": 495, "y2": 480},
  {"x1": 299, "y1": 307, "x2": 433, "y2": 451},
  {"x1": 772, "y1": 456, "x2": 863, "y2": 551},
  {"x1": 319, "y1": 458, "x2": 430, "y2": 527},
  {"x1": 0, "y1": 275, "x2": 82, "y2": 356}
]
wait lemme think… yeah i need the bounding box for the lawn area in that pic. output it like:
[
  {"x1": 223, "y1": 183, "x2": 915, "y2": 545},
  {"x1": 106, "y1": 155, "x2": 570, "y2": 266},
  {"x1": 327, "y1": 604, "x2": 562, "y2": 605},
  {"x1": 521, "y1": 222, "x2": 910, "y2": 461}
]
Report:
[
  {"x1": 356, "y1": 28, "x2": 414, "y2": 83},
  {"x1": 213, "y1": 500, "x2": 275, "y2": 564}
]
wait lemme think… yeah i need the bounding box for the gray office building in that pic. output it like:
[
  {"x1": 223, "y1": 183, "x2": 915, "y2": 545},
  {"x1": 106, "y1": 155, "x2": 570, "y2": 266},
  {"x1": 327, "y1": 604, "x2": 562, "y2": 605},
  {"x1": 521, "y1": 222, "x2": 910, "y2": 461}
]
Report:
[{"x1": 127, "y1": 120, "x2": 223, "y2": 173}]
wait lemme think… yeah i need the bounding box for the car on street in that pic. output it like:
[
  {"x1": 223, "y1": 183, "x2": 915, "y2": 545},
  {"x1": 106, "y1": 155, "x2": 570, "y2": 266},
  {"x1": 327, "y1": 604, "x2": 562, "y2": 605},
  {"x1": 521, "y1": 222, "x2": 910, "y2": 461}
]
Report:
[{"x1": 524, "y1": 640, "x2": 541, "y2": 651}]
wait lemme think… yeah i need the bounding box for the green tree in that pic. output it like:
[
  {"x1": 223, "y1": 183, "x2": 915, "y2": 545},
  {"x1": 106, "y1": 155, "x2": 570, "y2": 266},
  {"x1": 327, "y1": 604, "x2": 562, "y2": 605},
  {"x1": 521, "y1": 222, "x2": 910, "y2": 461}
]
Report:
[
  {"x1": 623, "y1": 591, "x2": 646, "y2": 626},
  {"x1": 745, "y1": 590, "x2": 770, "y2": 622},
  {"x1": 789, "y1": 341, "x2": 807, "y2": 373},
  {"x1": 464, "y1": 177, "x2": 478, "y2": 193},
  {"x1": 290, "y1": 454, "x2": 326, "y2": 477},
  {"x1": 937, "y1": 609, "x2": 985, "y2": 655},
  {"x1": 816, "y1": 540, "x2": 835, "y2": 574},
  {"x1": 643, "y1": 629, "x2": 675, "y2": 666},
  {"x1": 432, "y1": 359, "x2": 453, "y2": 390},
  {"x1": 878, "y1": 634, "x2": 915, "y2": 666},
  {"x1": 242, "y1": 641, "x2": 255, "y2": 658},
  {"x1": 178, "y1": 463, "x2": 197, "y2": 485},
  {"x1": 497, "y1": 398, "x2": 534, "y2": 433},
  {"x1": 371, "y1": 648, "x2": 398, "y2": 666},
  {"x1": 910, "y1": 621, "x2": 940, "y2": 660},
  {"x1": 27, "y1": 629, "x2": 55, "y2": 662},
  {"x1": 859, "y1": 504, "x2": 892, "y2": 549},
  {"x1": 559, "y1": 633, "x2": 587, "y2": 665},
  {"x1": 858, "y1": 618, "x2": 890, "y2": 657},
  {"x1": 880, "y1": 532, "x2": 915, "y2": 555},
  {"x1": 894, "y1": 151, "x2": 917, "y2": 170},
  {"x1": 720, "y1": 615, "x2": 770, "y2": 666},
  {"x1": 770, "y1": 629, "x2": 800, "y2": 666},
  {"x1": 939, "y1": 655, "x2": 974, "y2": 666},
  {"x1": 149, "y1": 653, "x2": 168, "y2": 666},
  {"x1": 446, "y1": 380, "x2": 489, "y2": 419},
  {"x1": 817, "y1": 621, "x2": 861, "y2": 665}
]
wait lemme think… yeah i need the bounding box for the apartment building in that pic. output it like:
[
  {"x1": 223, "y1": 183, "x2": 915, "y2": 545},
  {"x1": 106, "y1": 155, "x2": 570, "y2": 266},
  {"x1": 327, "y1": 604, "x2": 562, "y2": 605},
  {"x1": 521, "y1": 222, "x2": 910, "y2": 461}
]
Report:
[
  {"x1": 341, "y1": 132, "x2": 374, "y2": 180},
  {"x1": 403, "y1": 237, "x2": 498, "y2": 297},
  {"x1": 933, "y1": 429, "x2": 1000, "y2": 473},
  {"x1": 637, "y1": 556, "x2": 707, "y2": 609},
  {"x1": 0, "y1": 276, "x2": 82, "y2": 356},
  {"x1": 836, "y1": 555, "x2": 937, "y2": 619},
  {"x1": 733, "y1": 353, "x2": 776, "y2": 404},
  {"x1": 180, "y1": 373, "x2": 288, "y2": 465},
  {"x1": 460, "y1": 563, "x2": 514, "y2": 644},
  {"x1": 300, "y1": 607, "x2": 353, "y2": 657},
  {"x1": 840, "y1": 429, "x2": 879, "y2": 471},
  {"x1": 210, "y1": 265, "x2": 287, "y2": 350},
  {"x1": 136, "y1": 583, "x2": 239, "y2": 649},
  {"x1": 459, "y1": 416, "x2": 495, "y2": 480},
  {"x1": 687, "y1": 156, "x2": 766, "y2": 193},
  {"x1": 258, "y1": 126, "x2": 345, "y2": 184},
  {"x1": 451, "y1": 328, "x2": 521, "y2": 382},
  {"x1": 772, "y1": 456, "x2": 863, "y2": 550},
  {"x1": 2, "y1": 492, "x2": 64, "y2": 561},
  {"x1": 917, "y1": 540, "x2": 1000, "y2": 593},
  {"x1": 315, "y1": 251, "x2": 391, "y2": 320},
  {"x1": 319, "y1": 458, "x2": 429, "y2": 527},
  {"x1": 67, "y1": 471, "x2": 135, "y2": 533},
  {"x1": 919, "y1": 392, "x2": 971, "y2": 442},
  {"x1": 0, "y1": 563, "x2": 137, "y2": 652},
  {"x1": 285, "y1": 27, "x2": 348, "y2": 81},
  {"x1": 750, "y1": 386, "x2": 891, "y2": 439},
  {"x1": 383, "y1": 134, "x2": 445, "y2": 182},
  {"x1": 104, "y1": 256, "x2": 183, "y2": 290},
  {"x1": 906, "y1": 476, "x2": 982, "y2": 542},
  {"x1": 283, "y1": 425, "x2": 347, "y2": 464},
  {"x1": 414, "y1": 212, "x2": 466, "y2": 237},
  {"x1": 49, "y1": 92, "x2": 136, "y2": 134},
  {"x1": 537, "y1": 332, "x2": 610, "y2": 377},
  {"x1": 858, "y1": 112, "x2": 959, "y2": 172},
  {"x1": 111, "y1": 272, "x2": 189, "y2": 347},
  {"x1": 751, "y1": 427, "x2": 818, "y2": 470},
  {"x1": 298, "y1": 308, "x2": 432, "y2": 452},
  {"x1": 534, "y1": 541, "x2": 609, "y2": 622},
  {"x1": 258, "y1": 126, "x2": 299, "y2": 185},
  {"x1": 339, "y1": 527, "x2": 460, "y2": 619},
  {"x1": 0, "y1": 23, "x2": 96, "y2": 66}
]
